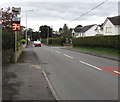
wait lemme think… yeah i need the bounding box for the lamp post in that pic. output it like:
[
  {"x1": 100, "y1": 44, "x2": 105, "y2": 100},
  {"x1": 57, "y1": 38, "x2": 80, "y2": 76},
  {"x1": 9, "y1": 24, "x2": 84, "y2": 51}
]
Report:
[{"x1": 25, "y1": 10, "x2": 34, "y2": 46}]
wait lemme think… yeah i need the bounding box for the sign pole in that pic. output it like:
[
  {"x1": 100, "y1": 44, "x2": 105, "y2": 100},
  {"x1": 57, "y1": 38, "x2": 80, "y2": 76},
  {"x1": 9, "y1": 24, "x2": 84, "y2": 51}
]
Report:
[
  {"x1": 15, "y1": 31, "x2": 17, "y2": 63},
  {"x1": 12, "y1": 7, "x2": 21, "y2": 63}
]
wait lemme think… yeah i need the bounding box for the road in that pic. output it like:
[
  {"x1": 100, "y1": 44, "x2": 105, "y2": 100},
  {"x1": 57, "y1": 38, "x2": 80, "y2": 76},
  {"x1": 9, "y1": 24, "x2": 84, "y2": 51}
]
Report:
[{"x1": 33, "y1": 45, "x2": 118, "y2": 100}]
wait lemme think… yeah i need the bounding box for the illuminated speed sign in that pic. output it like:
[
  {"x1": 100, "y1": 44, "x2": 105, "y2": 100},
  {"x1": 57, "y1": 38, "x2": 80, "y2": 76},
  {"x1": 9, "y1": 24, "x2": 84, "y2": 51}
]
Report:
[
  {"x1": 12, "y1": 17, "x2": 21, "y2": 31},
  {"x1": 12, "y1": 23, "x2": 20, "y2": 31}
]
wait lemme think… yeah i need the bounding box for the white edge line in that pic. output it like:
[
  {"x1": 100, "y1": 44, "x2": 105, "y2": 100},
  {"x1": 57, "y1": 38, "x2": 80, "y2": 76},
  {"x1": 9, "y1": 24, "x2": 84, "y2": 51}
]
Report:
[
  {"x1": 33, "y1": 46, "x2": 59, "y2": 100},
  {"x1": 79, "y1": 60, "x2": 102, "y2": 71},
  {"x1": 42, "y1": 69, "x2": 60, "y2": 100},
  {"x1": 114, "y1": 71, "x2": 120, "y2": 74},
  {"x1": 64, "y1": 54, "x2": 73, "y2": 59},
  {"x1": 55, "y1": 51, "x2": 61, "y2": 53}
]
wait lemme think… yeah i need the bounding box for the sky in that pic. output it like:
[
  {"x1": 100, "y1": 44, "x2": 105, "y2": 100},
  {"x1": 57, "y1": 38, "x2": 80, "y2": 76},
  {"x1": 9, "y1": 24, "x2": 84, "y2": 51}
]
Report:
[{"x1": 0, "y1": 0, "x2": 119, "y2": 31}]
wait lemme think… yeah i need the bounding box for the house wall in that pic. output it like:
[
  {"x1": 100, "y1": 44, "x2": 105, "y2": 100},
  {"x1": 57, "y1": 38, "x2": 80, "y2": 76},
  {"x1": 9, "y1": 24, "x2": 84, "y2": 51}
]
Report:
[
  {"x1": 118, "y1": 25, "x2": 120, "y2": 34},
  {"x1": 95, "y1": 26, "x2": 103, "y2": 35},
  {"x1": 115, "y1": 25, "x2": 120, "y2": 34},
  {"x1": 83, "y1": 25, "x2": 97, "y2": 36},
  {"x1": 103, "y1": 19, "x2": 119, "y2": 35},
  {"x1": 75, "y1": 32, "x2": 81, "y2": 37}
]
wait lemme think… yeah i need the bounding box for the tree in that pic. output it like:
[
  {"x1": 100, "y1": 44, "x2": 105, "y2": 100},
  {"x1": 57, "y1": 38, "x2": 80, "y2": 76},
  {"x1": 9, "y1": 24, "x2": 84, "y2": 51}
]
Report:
[
  {"x1": 27, "y1": 28, "x2": 34, "y2": 40},
  {"x1": 63, "y1": 24, "x2": 69, "y2": 31},
  {"x1": 2, "y1": 7, "x2": 24, "y2": 63},
  {"x1": 74, "y1": 25, "x2": 83, "y2": 32},
  {"x1": 32, "y1": 31, "x2": 41, "y2": 41},
  {"x1": 61, "y1": 24, "x2": 72, "y2": 44},
  {"x1": 39, "y1": 25, "x2": 53, "y2": 39},
  {"x1": 2, "y1": 7, "x2": 15, "y2": 50}
]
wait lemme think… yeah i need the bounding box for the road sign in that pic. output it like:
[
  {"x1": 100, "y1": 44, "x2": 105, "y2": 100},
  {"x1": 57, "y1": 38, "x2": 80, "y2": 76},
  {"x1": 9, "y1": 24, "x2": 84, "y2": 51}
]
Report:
[
  {"x1": 12, "y1": 17, "x2": 21, "y2": 31},
  {"x1": 12, "y1": 23, "x2": 20, "y2": 31},
  {"x1": 12, "y1": 7, "x2": 21, "y2": 15}
]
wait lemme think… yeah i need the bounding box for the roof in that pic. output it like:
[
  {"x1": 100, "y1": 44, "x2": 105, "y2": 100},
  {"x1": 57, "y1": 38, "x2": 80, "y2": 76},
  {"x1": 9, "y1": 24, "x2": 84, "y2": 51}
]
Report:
[
  {"x1": 107, "y1": 16, "x2": 120, "y2": 25},
  {"x1": 95, "y1": 23, "x2": 103, "y2": 30},
  {"x1": 81, "y1": 24, "x2": 96, "y2": 33},
  {"x1": 74, "y1": 27, "x2": 82, "y2": 32}
]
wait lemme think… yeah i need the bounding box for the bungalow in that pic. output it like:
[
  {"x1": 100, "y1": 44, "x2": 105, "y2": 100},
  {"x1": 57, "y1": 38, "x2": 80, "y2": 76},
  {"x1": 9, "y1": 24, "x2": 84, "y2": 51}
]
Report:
[
  {"x1": 95, "y1": 23, "x2": 103, "y2": 35},
  {"x1": 74, "y1": 25, "x2": 83, "y2": 37},
  {"x1": 80, "y1": 24, "x2": 97, "y2": 36},
  {"x1": 102, "y1": 16, "x2": 120, "y2": 35},
  {"x1": 71, "y1": 16, "x2": 120, "y2": 38},
  {"x1": 72, "y1": 24, "x2": 97, "y2": 37}
]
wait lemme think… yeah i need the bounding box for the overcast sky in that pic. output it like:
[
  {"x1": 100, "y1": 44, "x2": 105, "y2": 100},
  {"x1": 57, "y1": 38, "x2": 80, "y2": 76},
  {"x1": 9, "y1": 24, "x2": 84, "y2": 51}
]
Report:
[{"x1": 1, "y1": 0, "x2": 119, "y2": 31}]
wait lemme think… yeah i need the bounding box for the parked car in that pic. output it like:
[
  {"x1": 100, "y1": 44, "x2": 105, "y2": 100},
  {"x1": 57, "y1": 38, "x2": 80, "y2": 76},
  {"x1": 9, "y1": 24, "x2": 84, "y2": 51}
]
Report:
[{"x1": 34, "y1": 41, "x2": 41, "y2": 47}]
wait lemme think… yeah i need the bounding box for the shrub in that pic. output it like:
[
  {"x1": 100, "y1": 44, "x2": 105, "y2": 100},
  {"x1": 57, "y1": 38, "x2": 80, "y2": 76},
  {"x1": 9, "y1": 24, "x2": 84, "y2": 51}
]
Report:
[
  {"x1": 42, "y1": 38, "x2": 64, "y2": 46},
  {"x1": 72, "y1": 35, "x2": 119, "y2": 50},
  {"x1": 20, "y1": 39, "x2": 26, "y2": 45}
]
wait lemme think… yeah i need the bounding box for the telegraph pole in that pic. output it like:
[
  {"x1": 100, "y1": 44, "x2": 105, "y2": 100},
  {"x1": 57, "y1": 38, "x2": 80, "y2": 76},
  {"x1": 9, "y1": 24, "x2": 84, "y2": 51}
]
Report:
[{"x1": 47, "y1": 27, "x2": 49, "y2": 45}]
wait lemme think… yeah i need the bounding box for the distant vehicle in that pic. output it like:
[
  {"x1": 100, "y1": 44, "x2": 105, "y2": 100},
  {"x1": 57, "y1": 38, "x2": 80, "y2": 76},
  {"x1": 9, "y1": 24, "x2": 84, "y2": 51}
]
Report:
[{"x1": 34, "y1": 41, "x2": 41, "y2": 47}]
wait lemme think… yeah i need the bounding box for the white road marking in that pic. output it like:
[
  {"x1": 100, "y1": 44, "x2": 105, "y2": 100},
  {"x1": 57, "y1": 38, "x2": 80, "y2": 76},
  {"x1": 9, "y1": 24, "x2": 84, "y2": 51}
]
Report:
[
  {"x1": 79, "y1": 60, "x2": 102, "y2": 71},
  {"x1": 55, "y1": 51, "x2": 61, "y2": 53},
  {"x1": 42, "y1": 69, "x2": 60, "y2": 100},
  {"x1": 114, "y1": 71, "x2": 120, "y2": 74},
  {"x1": 64, "y1": 54, "x2": 73, "y2": 59}
]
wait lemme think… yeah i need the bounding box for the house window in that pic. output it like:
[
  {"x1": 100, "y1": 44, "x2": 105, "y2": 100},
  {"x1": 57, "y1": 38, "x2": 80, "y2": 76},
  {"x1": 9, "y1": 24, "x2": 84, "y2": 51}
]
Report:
[{"x1": 106, "y1": 27, "x2": 112, "y2": 33}]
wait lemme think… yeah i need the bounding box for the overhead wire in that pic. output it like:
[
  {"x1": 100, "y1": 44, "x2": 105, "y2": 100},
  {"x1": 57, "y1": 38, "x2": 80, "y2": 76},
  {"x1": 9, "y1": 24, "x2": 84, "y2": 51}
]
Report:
[{"x1": 69, "y1": 0, "x2": 108, "y2": 23}]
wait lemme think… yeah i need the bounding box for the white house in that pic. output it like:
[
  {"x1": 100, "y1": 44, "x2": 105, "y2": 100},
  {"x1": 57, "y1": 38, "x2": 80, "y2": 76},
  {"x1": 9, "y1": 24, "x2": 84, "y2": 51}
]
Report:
[
  {"x1": 80, "y1": 24, "x2": 97, "y2": 36},
  {"x1": 71, "y1": 16, "x2": 120, "y2": 38},
  {"x1": 72, "y1": 24, "x2": 97, "y2": 37},
  {"x1": 102, "y1": 16, "x2": 120, "y2": 35},
  {"x1": 95, "y1": 23, "x2": 103, "y2": 35},
  {"x1": 74, "y1": 28, "x2": 82, "y2": 37}
]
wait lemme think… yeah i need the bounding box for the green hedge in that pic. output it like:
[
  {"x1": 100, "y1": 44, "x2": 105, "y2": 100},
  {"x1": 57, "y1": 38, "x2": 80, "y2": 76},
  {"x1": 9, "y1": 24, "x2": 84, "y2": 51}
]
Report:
[
  {"x1": 72, "y1": 35, "x2": 120, "y2": 50},
  {"x1": 42, "y1": 38, "x2": 65, "y2": 46}
]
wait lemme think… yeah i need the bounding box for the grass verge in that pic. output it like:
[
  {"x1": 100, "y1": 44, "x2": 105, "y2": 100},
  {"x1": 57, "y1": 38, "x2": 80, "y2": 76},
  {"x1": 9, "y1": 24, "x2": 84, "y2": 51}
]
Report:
[{"x1": 73, "y1": 46, "x2": 119, "y2": 56}]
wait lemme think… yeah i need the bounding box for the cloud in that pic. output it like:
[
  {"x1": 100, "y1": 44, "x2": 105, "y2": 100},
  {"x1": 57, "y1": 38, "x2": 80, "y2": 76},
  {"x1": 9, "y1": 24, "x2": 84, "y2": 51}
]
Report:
[{"x1": 0, "y1": 0, "x2": 119, "y2": 31}]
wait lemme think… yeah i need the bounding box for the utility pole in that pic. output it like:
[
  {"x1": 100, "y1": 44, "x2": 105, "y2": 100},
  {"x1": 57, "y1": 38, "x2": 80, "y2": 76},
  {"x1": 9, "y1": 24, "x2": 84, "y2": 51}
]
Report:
[
  {"x1": 51, "y1": 26, "x2": 53, "y2": 44},
  {"x1": 47, "y1": 27, "x2": 49, "y2": 45}
]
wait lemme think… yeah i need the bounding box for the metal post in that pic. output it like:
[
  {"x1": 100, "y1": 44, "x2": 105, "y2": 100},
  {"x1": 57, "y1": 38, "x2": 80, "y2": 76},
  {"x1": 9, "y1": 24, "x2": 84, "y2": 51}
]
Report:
[
  {"x1": 15, "y1": 31, "x2": 17, "y2": 63},
  {"x1": 51, "y1": 26, "x2": 53, "y2": 44},
  {"x1": 47, "y1": 27, "x2": 49, "y2": 45},
  {"x1": 25, "y1": 11, "x2": 28, "y2": 47}
]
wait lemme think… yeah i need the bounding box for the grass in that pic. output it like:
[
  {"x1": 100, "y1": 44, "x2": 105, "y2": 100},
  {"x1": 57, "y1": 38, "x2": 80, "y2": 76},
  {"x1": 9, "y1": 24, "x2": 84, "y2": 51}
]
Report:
[{"x1": 73, "y1": 46, "x2": 119, "y2": 56}]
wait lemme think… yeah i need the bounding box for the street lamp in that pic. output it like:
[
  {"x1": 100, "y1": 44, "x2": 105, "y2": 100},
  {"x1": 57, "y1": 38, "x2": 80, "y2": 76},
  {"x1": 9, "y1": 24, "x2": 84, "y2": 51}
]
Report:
[{"x1": 25, "y1": 10, "x2": 34, "y2": 46}]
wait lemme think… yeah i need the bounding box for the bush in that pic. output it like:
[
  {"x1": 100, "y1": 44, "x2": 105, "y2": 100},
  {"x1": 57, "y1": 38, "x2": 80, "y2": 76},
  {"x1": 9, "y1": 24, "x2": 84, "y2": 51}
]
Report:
[
  {"x1": 72, "y1": 35, "x2": 119, "y2": 50},
  {"x1": 42, "y1": 38, "x2": 64, "y2": 46},
  {"x1": 20, "y1": 39, "x2": 26, "y2": 45},
  {"x1": 2, "y1": 49, "x2": 15, "y2": 64}
]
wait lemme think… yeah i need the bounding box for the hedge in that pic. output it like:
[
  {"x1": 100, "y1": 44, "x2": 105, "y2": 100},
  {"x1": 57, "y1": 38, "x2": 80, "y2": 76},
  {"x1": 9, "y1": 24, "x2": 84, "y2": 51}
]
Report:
[
  {"x1": 72, "y1": 35, "x2": 120, "y2": 50},
  {"x1": 42, "y1": 38, "x2": 65, "y2": 46}
]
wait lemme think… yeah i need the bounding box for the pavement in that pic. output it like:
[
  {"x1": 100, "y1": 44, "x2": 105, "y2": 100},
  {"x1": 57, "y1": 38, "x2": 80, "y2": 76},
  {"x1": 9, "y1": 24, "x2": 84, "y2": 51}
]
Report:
[
  {"x1": 62, "y1": 47, "x2": 119, "y2": 61},
  {"x1": 2, "y1": 43, "x2": 56, "y2": 101}
]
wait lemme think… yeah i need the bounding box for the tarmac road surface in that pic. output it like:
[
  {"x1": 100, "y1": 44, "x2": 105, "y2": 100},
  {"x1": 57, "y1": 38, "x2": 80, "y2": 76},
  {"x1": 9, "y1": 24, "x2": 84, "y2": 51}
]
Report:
[{"x1": 34, "y1": 45, "x2": 119, "y2": 100}]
